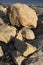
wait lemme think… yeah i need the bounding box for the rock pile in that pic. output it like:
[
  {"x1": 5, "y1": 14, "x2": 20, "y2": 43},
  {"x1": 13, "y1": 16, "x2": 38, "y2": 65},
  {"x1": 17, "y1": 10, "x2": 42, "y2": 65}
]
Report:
[{"x1": 0, "y1": 3, "x2": 43, "y2": 65}]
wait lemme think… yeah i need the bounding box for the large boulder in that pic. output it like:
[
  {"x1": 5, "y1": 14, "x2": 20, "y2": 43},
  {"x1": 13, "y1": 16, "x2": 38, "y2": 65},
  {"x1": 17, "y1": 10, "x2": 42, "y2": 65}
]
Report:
[
  {"x1": 7, "y1": 3, "x2": 38, "y2": 28},
  {"x1": 0, "y1": 24, "x2": 17, "y2": 43}
]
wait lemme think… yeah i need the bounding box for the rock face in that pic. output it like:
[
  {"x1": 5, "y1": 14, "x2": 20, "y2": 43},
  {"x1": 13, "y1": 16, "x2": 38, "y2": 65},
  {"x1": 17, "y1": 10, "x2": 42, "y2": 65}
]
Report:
[
  {"x1": 7, "y1": 3, "x2": 38, "y2": 28},
  {"x1": 0, "y1": 24, "x2": 17, "y2": 43}
]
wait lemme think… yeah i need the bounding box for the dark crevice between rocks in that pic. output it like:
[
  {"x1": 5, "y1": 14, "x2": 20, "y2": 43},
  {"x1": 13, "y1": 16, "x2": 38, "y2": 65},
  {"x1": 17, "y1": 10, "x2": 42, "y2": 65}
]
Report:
[{"x1": 0, "y1": 10, "x2": 11, "y2": 25}]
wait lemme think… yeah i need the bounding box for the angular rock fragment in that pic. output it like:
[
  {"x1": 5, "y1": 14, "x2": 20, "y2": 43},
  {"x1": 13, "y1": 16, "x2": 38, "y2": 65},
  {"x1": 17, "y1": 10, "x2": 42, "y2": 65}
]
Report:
[
  {"x1": 16, "y1": 30, "x2": 23, "y2": 41},
  {"x1": 23, "y1": 42, "x2": 37, "y2": 57},
  {"x1": 0, "y1": 24, "x2": 17, "y2": 43},
  {"x1": 7, "y1": 3, "x2": 38, "y2": 28},
  {"x1": 0, "y1": 46, "x2": 4, "y2": 57}
]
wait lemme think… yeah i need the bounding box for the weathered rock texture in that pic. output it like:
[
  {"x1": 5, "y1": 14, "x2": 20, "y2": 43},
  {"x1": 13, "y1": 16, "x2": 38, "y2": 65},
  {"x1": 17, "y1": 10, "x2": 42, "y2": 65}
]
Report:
[{"x1": 7, "y1": 3, "x2": 38, "y2": 28}]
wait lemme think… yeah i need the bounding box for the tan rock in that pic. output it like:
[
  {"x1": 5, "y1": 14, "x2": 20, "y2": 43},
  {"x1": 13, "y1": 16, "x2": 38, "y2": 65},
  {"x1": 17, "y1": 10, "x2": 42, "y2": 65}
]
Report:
[
  {"x1": 17, "y1": 28, "x2": 35, "y2": 40},
  {"x1": 16, "y1": 31, "x2": 23, "y2": 41},
  {"x1": 0, "y1": 5, "x2": 7, "y2": 14},
  {"x1": 25, "y1": 29, "x2": 35, "y2": 40},
  {"x1": 0, "y1": 46, "x2": 4, "y2": 57},
  {"x1": 15, "y1": 56, "x2": 25, "y2": 65},
  {"x1": 7, "y1": 3, "x2": 38, "y2": 28},
  {"x1": 23, "y1": 42, "x2": 37, "y2": 57},
  {"x1": 0, "y1": 24, "x2": 17, "y2": 43}
]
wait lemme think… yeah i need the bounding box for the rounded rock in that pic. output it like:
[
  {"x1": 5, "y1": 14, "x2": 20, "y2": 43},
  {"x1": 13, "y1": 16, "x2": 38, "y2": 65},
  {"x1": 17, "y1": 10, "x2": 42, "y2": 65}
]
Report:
[
  {"x1": 0, "y1": 46, "x2": 4, "y2": 57},
  {"x1": 7, "y1": 3, "x2": 38, "y2": 28},
  {"x1": 17, "y1": 28, "x2": 35, "y2": 40}
]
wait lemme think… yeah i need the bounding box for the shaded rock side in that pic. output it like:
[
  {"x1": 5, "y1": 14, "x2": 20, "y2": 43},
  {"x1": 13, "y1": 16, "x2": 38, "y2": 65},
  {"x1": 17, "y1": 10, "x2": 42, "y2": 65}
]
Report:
[{"x1": 13, "y1": 38, "x2": 37, "y2": 57}]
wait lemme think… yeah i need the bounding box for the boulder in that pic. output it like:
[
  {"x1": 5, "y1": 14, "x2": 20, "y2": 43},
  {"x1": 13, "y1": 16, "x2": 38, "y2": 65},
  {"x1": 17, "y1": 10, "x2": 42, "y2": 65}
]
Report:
[
  {"x1": 0, "y1": 24, "x2": 17, "y2": 43},
  {"x1": 7, "y1": 3, "x2": 38, "y2": 28}
]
